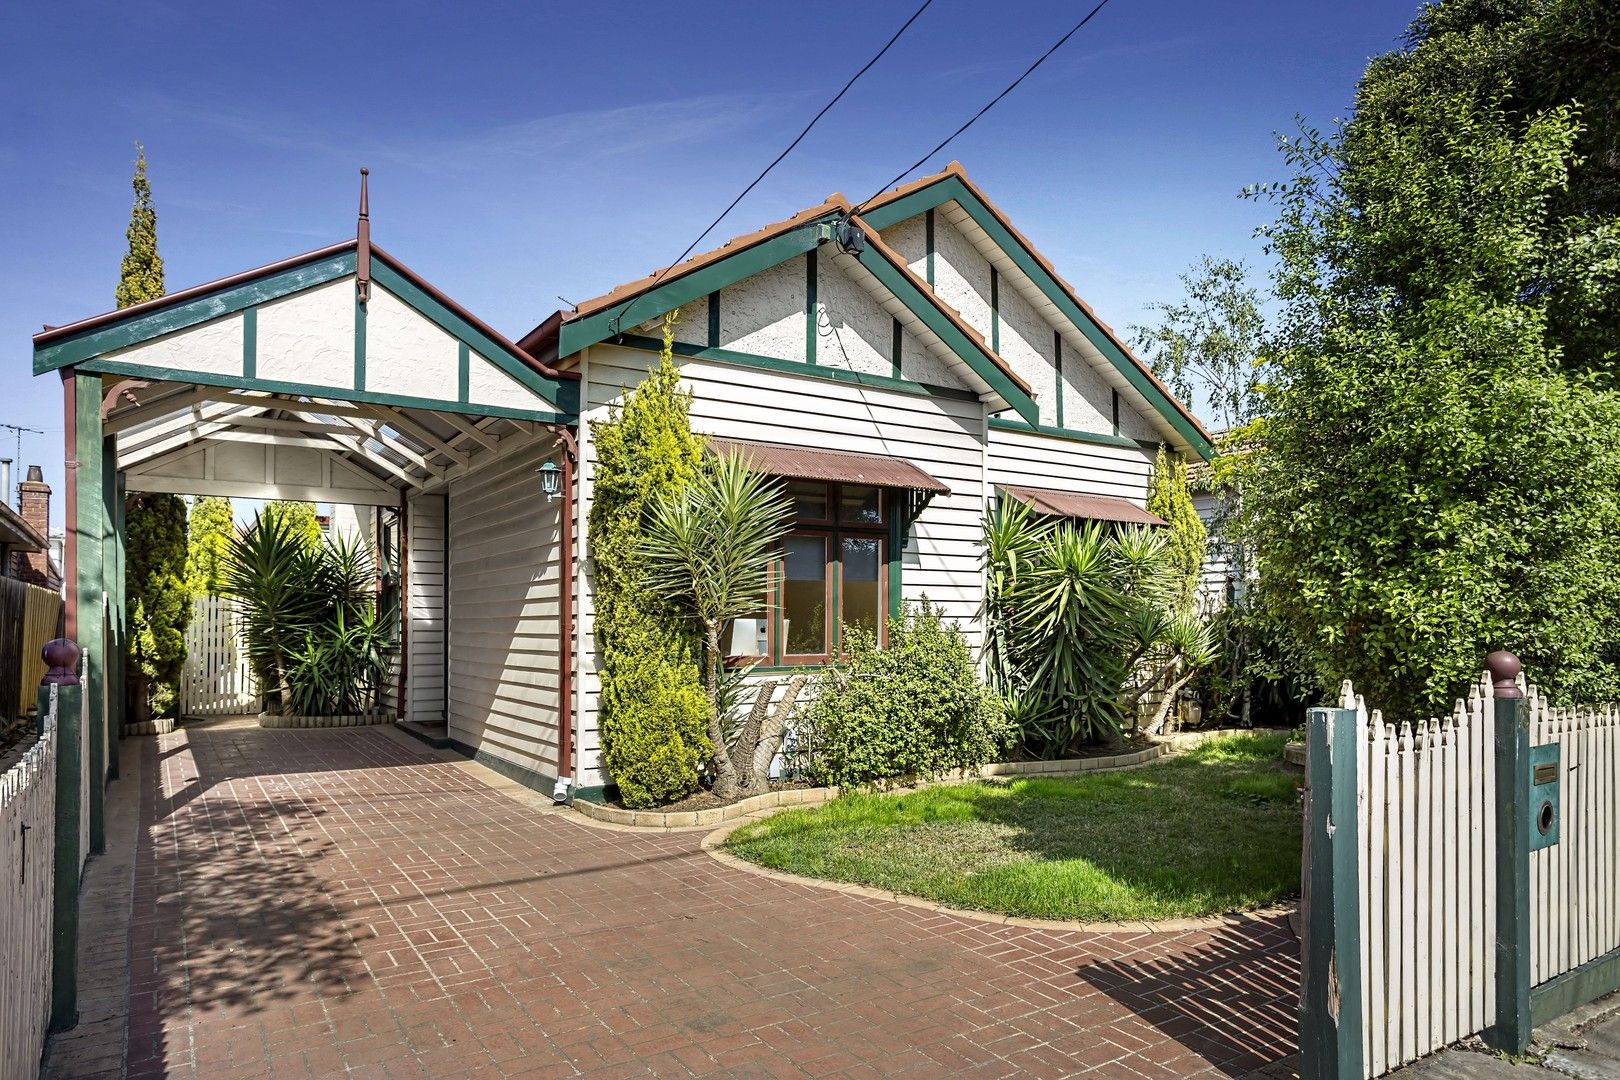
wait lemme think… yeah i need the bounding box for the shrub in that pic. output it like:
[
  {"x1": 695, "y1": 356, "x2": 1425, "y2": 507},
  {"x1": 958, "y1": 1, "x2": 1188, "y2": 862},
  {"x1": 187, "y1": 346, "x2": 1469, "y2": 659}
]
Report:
[
  {"x1": 1145, "y1": 446, "x2": 1206, "y2": 612},
  {"x1": 804, "y1": 602, "x2": 1010, "y2": 787},
  {"x1": 590, "y1": 314, "x2": 712, "y2": 807},
  {"x1": 126, "y1": 493, "x2": 191, "y2": 721}
]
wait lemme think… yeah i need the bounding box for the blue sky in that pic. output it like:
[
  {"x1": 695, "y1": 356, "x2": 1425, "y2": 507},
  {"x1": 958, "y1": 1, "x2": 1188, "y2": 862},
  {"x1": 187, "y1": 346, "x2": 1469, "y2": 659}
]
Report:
[{"x1": 2, "y1": 0, "x2": 1418, "y2": 500}]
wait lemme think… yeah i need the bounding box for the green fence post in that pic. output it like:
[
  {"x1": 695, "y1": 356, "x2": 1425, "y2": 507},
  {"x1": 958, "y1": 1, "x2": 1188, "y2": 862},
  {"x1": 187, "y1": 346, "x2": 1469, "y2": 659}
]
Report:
[
  {"x1": 1485, "y1": 649, "x2": 1532, "y2": 1054},
  {"x1": 1300, "y1": 704, "x2": 1364, "y2": 1079},
  {"x1": 43, "y1": 637, "x2": 82, "y2": 1032}
]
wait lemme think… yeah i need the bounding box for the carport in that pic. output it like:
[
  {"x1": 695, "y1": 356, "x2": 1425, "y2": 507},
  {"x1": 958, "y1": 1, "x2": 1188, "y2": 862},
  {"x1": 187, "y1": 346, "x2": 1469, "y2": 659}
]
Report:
[{"x1": 29, "y1": 187, "x2": 581, "y2": 1019}]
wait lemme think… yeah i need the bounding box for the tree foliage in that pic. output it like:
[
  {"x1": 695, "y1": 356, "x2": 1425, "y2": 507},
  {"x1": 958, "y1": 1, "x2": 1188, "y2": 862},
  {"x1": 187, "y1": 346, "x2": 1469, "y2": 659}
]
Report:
[
  {"x1": 1146, "y1": 446, "x2": 1207, "y2": 612},
  {"x1": 1132, "y1": 256, "x2": 1269, "y2": 431},
  {"x1": 126, "y1": 494, "x2": 190, "y2": 720},
  {"x1": 266, "y1": 500, "x2": 322, "y2": 550},
  {"x1": 588, "y1": 316, "x2": 711, "y2": 808},
  {"x1": 1241, "y1": 0, "x2": 1620, "y2": 716},
  {"x1": 185, "y1": 496, "x2": 234, "y2": 594},
  {"x1": 115, "y1": 143, "x2": 165, "y2": 309}
]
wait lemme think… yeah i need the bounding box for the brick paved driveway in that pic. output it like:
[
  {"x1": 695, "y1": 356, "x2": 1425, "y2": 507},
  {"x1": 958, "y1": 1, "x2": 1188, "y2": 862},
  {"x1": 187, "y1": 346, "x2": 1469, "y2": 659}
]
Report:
[{"x1": 124, "y1": 721, "x2": 1299, "y2": 1079}]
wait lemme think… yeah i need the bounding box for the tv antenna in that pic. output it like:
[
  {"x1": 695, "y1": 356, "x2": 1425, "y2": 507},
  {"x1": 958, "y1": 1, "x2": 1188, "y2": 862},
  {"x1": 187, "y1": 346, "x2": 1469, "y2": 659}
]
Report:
[{"x1": 0, "y1": 424, "x2": 44, "y2": 470}]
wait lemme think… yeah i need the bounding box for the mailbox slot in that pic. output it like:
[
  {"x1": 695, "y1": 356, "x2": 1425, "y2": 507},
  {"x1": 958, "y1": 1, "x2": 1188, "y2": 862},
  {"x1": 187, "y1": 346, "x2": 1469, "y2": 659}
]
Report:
[{"x1": 1529, "y1": 742, "x2": 1560, "y2": 851}]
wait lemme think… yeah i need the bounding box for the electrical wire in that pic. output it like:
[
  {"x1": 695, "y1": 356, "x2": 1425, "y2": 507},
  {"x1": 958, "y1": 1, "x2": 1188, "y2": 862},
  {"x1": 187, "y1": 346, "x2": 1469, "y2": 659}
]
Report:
[
  {"x1": 852, "y1": 0, "x2": 1115, "y2": 214},
  {"x1": 606, "y1": 0, "x2": 936, "y2": 335}
]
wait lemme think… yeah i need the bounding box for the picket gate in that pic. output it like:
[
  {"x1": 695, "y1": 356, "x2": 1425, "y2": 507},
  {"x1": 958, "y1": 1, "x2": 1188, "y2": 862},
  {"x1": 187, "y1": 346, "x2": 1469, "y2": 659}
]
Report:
[
  {"x1": 178, "y1": 594, "x2": 259, "y2": 717},
  {"x1": 0, "y1": 716, "x2": 56, "y2": 1079}
]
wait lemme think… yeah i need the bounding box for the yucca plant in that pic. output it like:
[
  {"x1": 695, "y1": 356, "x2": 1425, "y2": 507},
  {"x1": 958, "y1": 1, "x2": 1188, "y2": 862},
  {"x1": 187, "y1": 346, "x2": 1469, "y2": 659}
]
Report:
[
  {"x1": 220, "y1": 507, "x2": 323, "y2": 713},
  {"x1": 639, "y1": 453, "x2": 792, "y2": 799}
]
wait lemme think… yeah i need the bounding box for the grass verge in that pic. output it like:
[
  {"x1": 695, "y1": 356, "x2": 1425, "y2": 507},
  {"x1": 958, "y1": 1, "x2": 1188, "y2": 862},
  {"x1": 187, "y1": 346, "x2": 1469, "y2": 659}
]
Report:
[{"x1": 724, "y1": 732, "x2": 1301, "y2": 922}]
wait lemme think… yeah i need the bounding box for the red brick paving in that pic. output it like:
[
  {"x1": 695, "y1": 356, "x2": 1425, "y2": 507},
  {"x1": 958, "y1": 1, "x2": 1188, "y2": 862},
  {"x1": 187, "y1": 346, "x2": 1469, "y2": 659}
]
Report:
[{"x1": 122, "y1": 720, "x2": 1299, "y2": 1078}]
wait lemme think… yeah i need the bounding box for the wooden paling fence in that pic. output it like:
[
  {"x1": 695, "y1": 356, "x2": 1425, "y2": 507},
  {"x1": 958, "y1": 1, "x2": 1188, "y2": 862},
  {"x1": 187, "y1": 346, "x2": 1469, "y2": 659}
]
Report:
[
  {"x1": 1302, "y1": 653, "x2": 1620, "y2": 1079},
  {"x1": 0, "y1": 702, "x2": 57, "y2": 1079},
  {"x1": 0, "y1": 576, "x2": 64, "y2": 722},
  {"x1": 179, "y1": 594, "x2": 259, "y2": 717}
]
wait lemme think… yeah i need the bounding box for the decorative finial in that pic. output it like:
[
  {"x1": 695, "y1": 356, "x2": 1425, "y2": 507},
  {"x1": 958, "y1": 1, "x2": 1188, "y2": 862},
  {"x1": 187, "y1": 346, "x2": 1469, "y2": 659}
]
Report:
[
  {"x1": 1486, "y1": 650, "x2": 1523, "y2": 700},
  {"x1": 356, "y1": 167, "x2": 372, "y2": 304},
  {"x1": 41, "y1": 638, "x2": 81, "y2": 686}
]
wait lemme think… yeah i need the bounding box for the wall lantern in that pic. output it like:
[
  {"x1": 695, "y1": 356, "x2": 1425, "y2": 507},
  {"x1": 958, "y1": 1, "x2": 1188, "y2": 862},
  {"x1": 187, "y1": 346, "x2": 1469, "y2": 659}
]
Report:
[{"x1": 537, "y1": 460, "x2": 561, "y2": 501}]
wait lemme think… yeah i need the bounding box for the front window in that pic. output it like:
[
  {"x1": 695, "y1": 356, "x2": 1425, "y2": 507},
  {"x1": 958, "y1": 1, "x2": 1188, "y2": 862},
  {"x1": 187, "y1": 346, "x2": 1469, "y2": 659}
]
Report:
[{"x1": 725, "y1": 481, "x2": 893, "y2": 666}]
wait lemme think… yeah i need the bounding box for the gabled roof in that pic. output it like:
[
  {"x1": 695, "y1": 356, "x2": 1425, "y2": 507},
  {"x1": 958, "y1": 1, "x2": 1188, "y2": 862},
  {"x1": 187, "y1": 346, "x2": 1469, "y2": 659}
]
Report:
[
  {"x1": 857, "y1": 162, "x2": 1214, "y2": 459},
  {"x1": 34, "y1": 239, "x2": 577, "y2": 414},
  {"x1": 519, "y1": 194, "x2": 1040, "y2": 423}
]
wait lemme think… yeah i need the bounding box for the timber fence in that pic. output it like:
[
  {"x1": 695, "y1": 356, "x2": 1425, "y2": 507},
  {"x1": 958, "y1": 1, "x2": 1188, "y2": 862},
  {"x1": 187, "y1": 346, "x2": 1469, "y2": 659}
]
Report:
[
  {"x1": 0, "y1": 689, "x2": 57, "y2": 1079},
  {"x1": 1302, "y1": 651, "x2": 1620, "y2": 1078}
]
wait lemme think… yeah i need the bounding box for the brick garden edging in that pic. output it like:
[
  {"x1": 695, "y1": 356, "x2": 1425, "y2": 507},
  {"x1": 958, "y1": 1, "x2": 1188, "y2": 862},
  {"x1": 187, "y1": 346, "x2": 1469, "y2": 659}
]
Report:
[
  {"x1": 569, "y1": 728, "x2": 1246, "y2": 830},
  {"x1": 123, "y1": 718, "x2": 175, "y2": 736},
  {"x1": 257, "y1": 713, "x2": 393, "y2": 730}
]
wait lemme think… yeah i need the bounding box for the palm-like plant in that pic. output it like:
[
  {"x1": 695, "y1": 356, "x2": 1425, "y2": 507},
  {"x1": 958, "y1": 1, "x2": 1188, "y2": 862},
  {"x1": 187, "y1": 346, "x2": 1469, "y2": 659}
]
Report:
[
  {"x1": 219, "y1": 508, "x2": 322, "y2": 713},
  {"x1": 639, "y1": 454, "x2": 792, "y2": 799}
]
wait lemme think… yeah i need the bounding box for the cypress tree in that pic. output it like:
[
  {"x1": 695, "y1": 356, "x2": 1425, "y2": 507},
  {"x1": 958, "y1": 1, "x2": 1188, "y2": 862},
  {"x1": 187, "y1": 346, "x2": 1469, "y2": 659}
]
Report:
[{"x1": 115, "y1": 142, "x2": 165, "y2": 308}]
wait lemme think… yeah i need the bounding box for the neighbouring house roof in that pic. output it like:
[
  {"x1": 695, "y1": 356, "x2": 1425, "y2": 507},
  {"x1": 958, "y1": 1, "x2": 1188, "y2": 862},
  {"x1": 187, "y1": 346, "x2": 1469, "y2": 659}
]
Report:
[
  {"x1": 0, "y1": 502, "x2": 47, "y2": 554},
  {"x1": 997, "y1": 484, "x2": 1166, "y2": 527},
  {"x1": 708, "y1": 437, "x2": 949, "y2": 494},
  {"x1": 518, "y1": 193, "x2": 1040, "y2": 423},
  {"x1": 857, "y1": 162, "x2": 1214, "y2": 459}
]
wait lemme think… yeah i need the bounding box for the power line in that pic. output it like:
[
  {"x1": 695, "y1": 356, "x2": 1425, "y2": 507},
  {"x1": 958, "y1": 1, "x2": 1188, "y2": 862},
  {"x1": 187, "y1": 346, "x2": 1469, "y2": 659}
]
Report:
[
  {"x1": 607, "y1": 0, "x2": 937, "y2": 335},
  {"x1": 852, "y1": 0, "x2": 1115, "y2": 214}
]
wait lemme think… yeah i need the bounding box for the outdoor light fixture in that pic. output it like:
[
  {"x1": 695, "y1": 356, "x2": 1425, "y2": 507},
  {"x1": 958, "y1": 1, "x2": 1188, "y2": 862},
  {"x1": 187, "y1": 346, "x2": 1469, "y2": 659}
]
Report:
[{"x1": 537, "y1": 460, "x2": 561, "y2": 501}]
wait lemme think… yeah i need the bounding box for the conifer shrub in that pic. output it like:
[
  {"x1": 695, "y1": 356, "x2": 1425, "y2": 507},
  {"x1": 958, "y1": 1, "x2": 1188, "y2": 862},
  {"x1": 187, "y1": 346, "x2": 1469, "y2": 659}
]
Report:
[
  {"x1": 589, "y1": 317, "x2": 712, "y2": 808},
  {"x1": 1146, "y1": 446, "x2": 1206, "y2": 612}
]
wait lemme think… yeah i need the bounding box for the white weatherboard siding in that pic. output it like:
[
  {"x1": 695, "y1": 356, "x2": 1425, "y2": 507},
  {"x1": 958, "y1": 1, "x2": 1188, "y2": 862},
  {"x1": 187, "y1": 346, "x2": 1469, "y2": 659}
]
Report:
[
  {"x1": 986, "y1": 423, "x2": 1155, "y2": 506},
  {"x1": 407, "y1": 492, "x2": 447, "y2": 723},
  {"x1": 447, "y1": 437, "x2": 566, "y2": 782},
  {"x1": 577, "y1": 342, "x2": 990, "y2": 790}
]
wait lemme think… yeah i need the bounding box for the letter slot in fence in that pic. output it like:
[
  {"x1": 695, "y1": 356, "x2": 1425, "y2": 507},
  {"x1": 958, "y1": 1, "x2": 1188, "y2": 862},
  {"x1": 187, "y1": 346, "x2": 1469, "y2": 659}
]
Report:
[{"x1": 1528, "y1": 743, "x2": 1559, "y2": 851}]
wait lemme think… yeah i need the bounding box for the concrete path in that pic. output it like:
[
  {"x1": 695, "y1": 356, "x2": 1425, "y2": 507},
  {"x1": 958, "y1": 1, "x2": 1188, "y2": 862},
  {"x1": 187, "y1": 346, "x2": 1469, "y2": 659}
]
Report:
[
  {"x1": 53, "y1": 718, "x2": 1301, "y2": 1078},
  {"x1": 1393, "y1": 994, "x2": 1620, "y2": 1079}
]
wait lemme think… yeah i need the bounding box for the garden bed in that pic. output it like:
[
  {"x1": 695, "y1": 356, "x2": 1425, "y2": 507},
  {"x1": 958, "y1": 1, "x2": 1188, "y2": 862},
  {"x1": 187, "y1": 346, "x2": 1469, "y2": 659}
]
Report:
[{"x1": 722, "y1": 732, "x2": 1302, "y2": 922}]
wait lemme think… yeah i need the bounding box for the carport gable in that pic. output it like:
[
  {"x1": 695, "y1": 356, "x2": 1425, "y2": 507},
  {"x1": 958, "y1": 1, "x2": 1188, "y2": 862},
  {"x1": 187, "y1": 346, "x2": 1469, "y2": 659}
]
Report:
[{"x1": 33, "y1": 242, "x2": 574, "y2": 421}]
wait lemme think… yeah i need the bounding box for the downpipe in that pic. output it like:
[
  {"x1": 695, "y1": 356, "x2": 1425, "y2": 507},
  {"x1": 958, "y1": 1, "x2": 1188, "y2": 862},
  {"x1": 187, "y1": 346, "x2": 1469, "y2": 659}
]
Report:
[{"x1": 542, "y1": 423, "x2": 578, "y2": 804}]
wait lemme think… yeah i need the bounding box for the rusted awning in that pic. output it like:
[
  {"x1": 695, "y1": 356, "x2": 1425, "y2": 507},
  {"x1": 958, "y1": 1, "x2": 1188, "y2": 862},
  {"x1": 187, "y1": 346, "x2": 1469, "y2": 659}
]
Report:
[
  {"x1": 709, "y1": 437, "x2": 948, "y2": 493},
  {"x1": 997, "y1": 484, "x2": 1166, "y2": 526}
]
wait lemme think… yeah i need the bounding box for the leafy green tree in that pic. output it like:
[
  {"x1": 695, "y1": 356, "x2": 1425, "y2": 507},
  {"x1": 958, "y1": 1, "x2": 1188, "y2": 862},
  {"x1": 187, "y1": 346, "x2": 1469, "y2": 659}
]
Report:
[
  {"x1": 1146, "y1": 446, "x2": 1206, "y2": 612},
  {"x1": 185, "y1": 496, "x2": 234, "y2": 594},
  {"x1": 1241, "y1": 0, "x2": 1620, "y2": 716},
  {"x1": 589, "y1": 315, "x2": 711, "y2": 808},
  {"x1": 640, "y1": 452, "x2": 792, "y2": 800},
  {"x1": 1132, "y1": 257, "x2": 1269, "y2": 432},
  {"x1": 126, "y1": 494, "x2": 190, "y2": 721},
  {"x1": 266, "y1": 500, "x2": 322, "y2": 550},
  {"x1": 115, "y1": 143, "x2": 165, "y2": 308}
]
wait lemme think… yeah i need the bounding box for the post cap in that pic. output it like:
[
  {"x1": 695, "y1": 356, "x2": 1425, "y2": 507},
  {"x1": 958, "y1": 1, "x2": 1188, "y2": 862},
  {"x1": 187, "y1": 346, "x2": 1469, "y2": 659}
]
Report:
[
  {"x1": 1486, "y1": 649, "x2": 1523, "y2": 700},
  {"x1": 41, "y1": 638, "x2": 80, "y2": 686}
]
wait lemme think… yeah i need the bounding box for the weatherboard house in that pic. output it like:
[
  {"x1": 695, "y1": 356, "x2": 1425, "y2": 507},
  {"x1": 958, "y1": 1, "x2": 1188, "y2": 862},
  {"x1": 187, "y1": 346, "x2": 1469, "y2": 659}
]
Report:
[{"x1": 31, "y1": 163, "x2": 1212, "y2": 801}]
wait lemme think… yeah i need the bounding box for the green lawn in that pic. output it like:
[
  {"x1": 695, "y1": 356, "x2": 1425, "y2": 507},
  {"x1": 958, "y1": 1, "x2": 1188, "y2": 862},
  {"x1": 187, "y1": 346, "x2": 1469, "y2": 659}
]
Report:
[{"x1": 724, "y1": 732, "x2": 1302, "y2": 922}]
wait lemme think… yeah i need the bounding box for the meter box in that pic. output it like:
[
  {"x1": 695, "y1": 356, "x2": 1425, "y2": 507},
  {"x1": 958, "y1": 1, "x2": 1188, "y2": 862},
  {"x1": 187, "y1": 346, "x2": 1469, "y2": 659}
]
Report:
[{"x1": 1529, "y1": 742, "x2": 1560, "y2": 851}]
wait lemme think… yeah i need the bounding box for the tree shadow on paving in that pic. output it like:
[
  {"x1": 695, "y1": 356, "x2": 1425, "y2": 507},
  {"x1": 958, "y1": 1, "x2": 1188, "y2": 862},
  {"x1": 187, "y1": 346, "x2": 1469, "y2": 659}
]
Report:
[{"x1": 1073, "y1": 924, "x2": 1300, "y2": 1077}]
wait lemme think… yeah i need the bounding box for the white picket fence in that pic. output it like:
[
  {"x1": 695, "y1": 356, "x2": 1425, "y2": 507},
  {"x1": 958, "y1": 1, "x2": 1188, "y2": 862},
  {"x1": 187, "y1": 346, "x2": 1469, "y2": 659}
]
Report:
[
  {"x1": 179, "y1": 594, "x2": 259, "y2": 717},
  {"x1": 1527, "y1": 688, "x2": 1620, "y2": 987},
  {"x1": 0, "y1": 721, "x2": 56, "y2": 1080}
]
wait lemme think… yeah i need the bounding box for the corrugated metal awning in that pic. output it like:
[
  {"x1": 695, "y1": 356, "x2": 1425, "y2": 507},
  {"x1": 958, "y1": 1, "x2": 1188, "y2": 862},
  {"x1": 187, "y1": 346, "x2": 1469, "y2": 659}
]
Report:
[
  {"x1": 997, "y1": 484, "x2": 1166, "y2": 526},
  {"x1": 709, "y1": 437, "x2": 949, "y2": 493}
]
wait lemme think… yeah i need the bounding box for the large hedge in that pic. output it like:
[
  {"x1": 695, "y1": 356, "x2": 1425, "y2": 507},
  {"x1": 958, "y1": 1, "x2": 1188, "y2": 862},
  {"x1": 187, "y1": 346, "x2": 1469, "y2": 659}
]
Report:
[
  {"x1": 126, "y1": 493, "x2": 191, "y2": 720},
  {"x1": 589, "y1": 319, "x2": 711, "y2": 808},
  {"x1": 1242, "y1": 0, "x2": 1620, "y2": 715}
]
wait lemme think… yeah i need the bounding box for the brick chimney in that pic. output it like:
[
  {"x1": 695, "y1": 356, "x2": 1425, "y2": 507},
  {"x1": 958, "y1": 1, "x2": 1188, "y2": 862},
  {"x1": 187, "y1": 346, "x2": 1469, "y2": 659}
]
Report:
[{"x1": 15, "y1": 465, "x2": 53, "y2": 587}]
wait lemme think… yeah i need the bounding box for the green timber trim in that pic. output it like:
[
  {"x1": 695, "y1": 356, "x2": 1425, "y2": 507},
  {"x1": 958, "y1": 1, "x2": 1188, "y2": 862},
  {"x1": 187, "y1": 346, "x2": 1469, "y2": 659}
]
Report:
[
  {"x1": 242, "y1": 307, "x2": 257, "y2": 378},
  {"x1": 367, "y1": 260, "x2": 563, "y2": 408},
  {"x1": 1532, "y1": 946, "x2": 1620, "y2": 1027},
  {"x1": 1487, "y1": 692, "x2": 1534, "y2": 1053},
  {"x1": 77, "y1": 375, "x2": 107, "y2": 859},
  {"x1": 74, "y1": 359, "x2": 571, "y2": 422},
  {"x1": 805, "y1": 246, "x2": 818, "y2": 364},
  {"x1": 887, "y1": 513, "x2": 904, "y2": 621},
  {"x1": 457, "y1": 342, "x2": 470, "y2": 404},
  {"x1": 1112, "y1": 389, "x2": 1120, "y2": 437},
  {"x1": 707, "y1": 290, "x2": 720, "y2": 347},
  {"x1": 989, "y1": 415, "x2": 1154, "y2": 452},
  {"x1": 558, "y1": 221, "x2": 828, "y2": 357},
  {"x1": 35, "y1": 252, "x2": 356, "y2": 372},
  {"x1": 47, "y1": 681, "x2": 82, "y2": 1031},
  {"x1": 613, "y1": 334, "x2": 980, "y2": 402},
  {"x1": 891, "y1": 318, "x2": 903, "y2": 379},
  {"x1": 924, "y1": 208, "x2": 935, "y2": 285},
  {"x1": 1053, "y1": 329, "x2": 1065, "y2": 428},
  {"x1": 990, "y1": 269, "x2": 1000, "y2": 353},
  {"x1": 858, "y1": 177, "x2": 1212, "y2": 459},
  {"x1": 851, "y1": 244, "x2": 1037, "y2": 424},
  {"x1": 1300, "y1": 706, "x2": 1365, "y2": 1080},
  {"x1": 101, "y1": 436, "x2": 120, "y2": 782},
  {"x1": 445, "y1": 735, "x2": 563, "y2": 799},
  {"x1": 354, "y1": 290, "x2": 367, "y2": 390}
]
